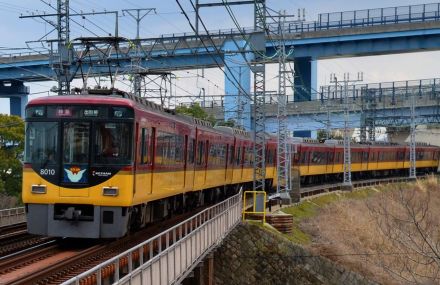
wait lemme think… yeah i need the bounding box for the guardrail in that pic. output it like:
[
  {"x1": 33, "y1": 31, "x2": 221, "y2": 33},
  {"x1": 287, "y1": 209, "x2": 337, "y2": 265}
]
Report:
[
  {"x1": 0, "y1": 207, "x2": 26, "y2": 226},
  {"x1": 62, "y1": 190, "x2": 242, "y2": 285}
]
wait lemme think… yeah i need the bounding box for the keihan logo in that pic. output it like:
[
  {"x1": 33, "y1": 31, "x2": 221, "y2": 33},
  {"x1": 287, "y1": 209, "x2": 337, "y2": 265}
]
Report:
[{"x1": 64, "y1": 166, "x2": 86, "y2": 183}]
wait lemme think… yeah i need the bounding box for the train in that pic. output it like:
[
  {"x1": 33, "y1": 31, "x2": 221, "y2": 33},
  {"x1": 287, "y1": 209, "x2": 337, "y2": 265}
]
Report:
[{"x1": 22, "y1": 91, "x2": 440, "y2": 238}]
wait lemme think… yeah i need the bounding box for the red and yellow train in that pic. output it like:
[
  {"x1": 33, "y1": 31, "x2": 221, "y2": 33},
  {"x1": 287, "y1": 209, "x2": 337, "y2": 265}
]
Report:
[{"x1": 22, "y1": 92, "x2": 440, "y2": 238}]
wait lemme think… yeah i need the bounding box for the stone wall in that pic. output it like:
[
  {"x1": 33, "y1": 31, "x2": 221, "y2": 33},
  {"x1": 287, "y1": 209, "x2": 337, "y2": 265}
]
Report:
[{"x1": 214, "y1": 223, "x2": 377, "y2": 285}]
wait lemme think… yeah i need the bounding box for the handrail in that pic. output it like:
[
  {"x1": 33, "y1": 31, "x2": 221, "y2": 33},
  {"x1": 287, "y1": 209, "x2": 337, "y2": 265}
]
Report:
[
  {"x1": 62, "y1": 190, "x2": 242, "y2": 285},
  {"x1": 0, "y1": 207, "x2": 26, "y2": 226}
]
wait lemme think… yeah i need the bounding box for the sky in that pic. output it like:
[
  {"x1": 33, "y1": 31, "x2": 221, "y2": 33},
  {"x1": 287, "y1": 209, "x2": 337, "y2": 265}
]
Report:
[{"x1": 0, "y1": 0, "x2": 438, "y2": 114}]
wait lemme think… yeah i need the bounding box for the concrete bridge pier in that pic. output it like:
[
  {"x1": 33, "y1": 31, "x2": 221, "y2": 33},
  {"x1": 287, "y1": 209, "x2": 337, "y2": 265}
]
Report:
[
  {"x1": 223, "y1": 40, "x2": 252, "y2": 130},
  {"x1": 183, "y1": 253, "x2": 215, "y2": 285},
  {"x1": 0, "y1": 80, "x2": 29, "y2": 117},
  {"x1": 294, "y1": 57, "x2": 318, "y2": 102}
]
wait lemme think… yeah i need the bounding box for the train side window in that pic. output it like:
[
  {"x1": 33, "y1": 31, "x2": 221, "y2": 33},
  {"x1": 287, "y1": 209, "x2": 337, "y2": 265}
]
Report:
[
  {"x1": 156, "y1": 131, "x2": 172, "y2": 165},
  {"x1": 197, "y1": 141, "x2": 205, "y2": 165},
  {"x1": 242, "y1": 146, "x2": 246, "y2": 165},
  {"x1": 301, "y1": 152, "x2": 307, "y2": 164},
  {"x1": 228, "y1": 145, "x2": 234, "y2": 165},
  {"x1": 328, "y1": 152, "x2": 334, "y2": 162},
  {"x1": 235, "y1": 146, "x2": 241, "y2": 165},
  {"x1": 311, "y1": 152, "x2": 318, "y2": 163},
  {"x1": 188, "y1": 138, "x2": 195, "y2": 164},
  {"x1": 175, "y1": 135, "x2": 184, "y2": 163},
  {"x1": 268, "y1": 149, "x2": 273, "y2": 164},
  {"x1": 140, "y1": 128, "x2": 150, "y2": 164},
  {"x1": 363, "y1": 152, "x2": 369, "y2": 161}
]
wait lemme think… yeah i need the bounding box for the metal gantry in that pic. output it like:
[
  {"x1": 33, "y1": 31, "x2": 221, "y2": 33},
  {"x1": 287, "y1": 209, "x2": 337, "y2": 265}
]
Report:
[
  {"x1": 275, "y1": 11, "x2": 295, "y2": 202},
  {"x1": 122, "y1": 8, "x2": 156, "y2": 97},
  {"x1": 20, "y1": 0, "x2": 72, "y2": 94},
  {"x1": 55, "y1": 0, "x2": 71, "y2": 94},
  {"x1": 252, "y1": 0, "x2": 267, "y2": 192},
  {"x1": 331, "y1": 72, "x2": 363, "y2": 189}
]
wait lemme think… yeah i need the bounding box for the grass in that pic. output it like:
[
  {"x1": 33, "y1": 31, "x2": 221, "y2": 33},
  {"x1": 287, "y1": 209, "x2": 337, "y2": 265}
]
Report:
[
  {"x1": 278, "y1": 186, "x2": 393, "y2": 245},
  {"x1": 258, "y1": 179, "x2": 434, "y2": 245}
]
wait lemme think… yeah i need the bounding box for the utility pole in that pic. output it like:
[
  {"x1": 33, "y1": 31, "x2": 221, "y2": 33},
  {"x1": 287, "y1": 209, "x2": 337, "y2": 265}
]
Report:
[
  {"x1": 21, "y1": 3, "x2": 121, "y2": 95},
  {"x1": 55, "y1": 0, "x2": 70, "y2": 94},
  {"x1": 20, "y1": 0, "x2": 71, "y2": 94},
  {"x1": 274, "y1": 10, "x2": 296, "y2": 204},
  {"x1": 331, "y1": 72, "x2": 363, "y2": 190},
  {"x1": 409, "y1": 88, "x2": 417, "y2": 179},
  {"x1": 123, "y1": 8, "x2": 156, "y2": 97},
  {"x1": 184, "y1": 0, "x2": 267, "y2": 191},
  {"x1": 252, "y1": 0, "x2": 267, "y2": 192}
]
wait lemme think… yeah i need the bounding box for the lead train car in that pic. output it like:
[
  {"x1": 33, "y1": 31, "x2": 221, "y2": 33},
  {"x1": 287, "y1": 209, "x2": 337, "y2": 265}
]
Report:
[
  {"x1": 23, "y1": 93, "x2": 440, "y2": 238},
  {"x1": 23, "y1": 93, "x2": 267, "y2": 238}
]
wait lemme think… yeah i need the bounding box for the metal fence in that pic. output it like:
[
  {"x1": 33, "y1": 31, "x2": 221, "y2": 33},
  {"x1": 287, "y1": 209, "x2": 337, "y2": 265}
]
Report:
[
  {"x1": 320, "y1": 78, "x2": 440, "y2": 103},
  {"x1": 285, "y1": 2, "x2": 440, "y2": 33},
  {"x1": 62, "y1": 190, "x2": 242, "y2": 285},
  {"x1": 0, "y1": 207, "x2": 26, "y2": 226}
]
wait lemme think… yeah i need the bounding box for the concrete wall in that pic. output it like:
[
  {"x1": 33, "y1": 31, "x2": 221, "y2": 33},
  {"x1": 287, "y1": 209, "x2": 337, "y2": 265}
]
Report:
[{"x1": 214, "y1": 223, "x2": 377, "y2": 285}]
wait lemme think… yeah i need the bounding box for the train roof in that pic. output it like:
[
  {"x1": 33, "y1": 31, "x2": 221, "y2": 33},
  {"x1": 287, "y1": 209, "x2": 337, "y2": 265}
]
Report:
[{"x1": 27, "y1": 94, "x2": 136, "y2": 108}]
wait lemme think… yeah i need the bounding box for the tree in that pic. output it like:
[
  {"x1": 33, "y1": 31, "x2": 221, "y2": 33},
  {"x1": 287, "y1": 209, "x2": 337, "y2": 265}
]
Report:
[
  {"x1": 175, "y1": 103, "x2": 217, "y2": 125},
  {"x1": 0, "y1": 115, "x2": 24, "y2": 198},
  {"x1": 366, "y1": 178, "x2": 440, "y2": 284},
  {"x1": 216, "y1": 118, "x2": 236, "y2": 128}
]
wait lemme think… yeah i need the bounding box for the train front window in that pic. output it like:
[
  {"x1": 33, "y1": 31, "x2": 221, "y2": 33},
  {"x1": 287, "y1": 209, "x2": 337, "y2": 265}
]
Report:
[
  {"x1": 63, "y1": 122, "x2": 90, "y2": 164},
  {"x1": 25, "y1": 122, "x2": 58, "y2": 166},
  {"x1": 94, "y1": 122, "x2": 132, "y2": 164}
]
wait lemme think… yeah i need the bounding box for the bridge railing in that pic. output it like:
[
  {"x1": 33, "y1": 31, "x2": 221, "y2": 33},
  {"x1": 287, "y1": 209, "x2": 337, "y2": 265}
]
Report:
[
  {"x1": 189, "y1": 78, "x2": 440, "y2": 109},
  {"x1": 314, "y1": 3, "x2": 440, "y2": 32},
  {"x1": 62, "y1": 190, "x2": 242, "y2": 285},
  {"x1": 3, "y1": 4, "x2": 440, "y2": 60},
  {"x1": 0, "y1": 207, "x2": 26, "y2": 226},
  {"x1": 320, "y1": 78, "x2": 440, "y2": 104}
]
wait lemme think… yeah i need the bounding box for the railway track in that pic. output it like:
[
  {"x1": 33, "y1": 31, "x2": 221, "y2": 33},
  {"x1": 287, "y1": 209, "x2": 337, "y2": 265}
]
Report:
[
  {"x1": 0, "y1": 223, "x2": 56, "y2": 258},
  {"x1": 0, "y1": 206, "x2": 208, "y2": 285}
]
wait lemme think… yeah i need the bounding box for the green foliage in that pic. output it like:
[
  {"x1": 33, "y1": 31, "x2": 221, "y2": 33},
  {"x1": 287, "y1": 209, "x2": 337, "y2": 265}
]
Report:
[
  {"x1": 175, "y1": 103, "x2": 216, "y2": 125},
  {"x1": 317, "y1": 129, "x2": 343, "y2": 141},
  {"x1": 0, "y1": 115, "x2": 24, "y2": 198},
  {"x1": 216, "y1": 118, "x2": 236, "y2": 127}
]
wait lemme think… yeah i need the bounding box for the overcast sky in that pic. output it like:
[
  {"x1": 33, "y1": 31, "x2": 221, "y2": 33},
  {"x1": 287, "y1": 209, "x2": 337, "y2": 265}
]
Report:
[{"x1": 0, "y1": 0, "x2": 438, "y2": 114}]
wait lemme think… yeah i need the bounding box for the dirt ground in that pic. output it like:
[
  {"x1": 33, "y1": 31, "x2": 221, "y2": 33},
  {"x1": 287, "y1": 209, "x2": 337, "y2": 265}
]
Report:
[{"x1": 297, "y1": 177, "x2": 440, "y2": 285}]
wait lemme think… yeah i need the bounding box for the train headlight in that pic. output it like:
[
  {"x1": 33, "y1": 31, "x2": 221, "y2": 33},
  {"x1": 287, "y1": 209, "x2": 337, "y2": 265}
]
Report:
[
  {"x1": 103, "y1": 187, "x2": 119, "y2": 196},
  {"x1": 32, "y1": 185, "x2": 46, "y2": 194}
]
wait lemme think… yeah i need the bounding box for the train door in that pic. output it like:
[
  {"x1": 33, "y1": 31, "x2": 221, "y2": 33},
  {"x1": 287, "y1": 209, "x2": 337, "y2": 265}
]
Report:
[
  {"x1": 326, "y1": 146, "x2": 334, "y2": 174},
  {"x1": 232, "y1": 140, "x2": 242, "y2": 183},
  {"x1": 184, "y1": 136, "x2": 196, "y2": 191},
  {"x1": 225, "y1": 143, "x2": 234, "y2": 184},
  {"x1": 136, "y1": 126, "x2": 153, "y2": 196},
  {"x1": 193, "y1": 129, "x2": 207, "y2": 190}
]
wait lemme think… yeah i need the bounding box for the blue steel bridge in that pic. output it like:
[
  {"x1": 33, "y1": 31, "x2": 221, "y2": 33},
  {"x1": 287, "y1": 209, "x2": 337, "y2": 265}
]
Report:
[{"x1": 0, "y1": 2, "x2": 439, "y2": 134}]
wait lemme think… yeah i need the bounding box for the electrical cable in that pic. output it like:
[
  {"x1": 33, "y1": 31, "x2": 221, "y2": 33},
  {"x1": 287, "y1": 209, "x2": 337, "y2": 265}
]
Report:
[{"x1": 175, "y1": 0, "x2": 252, "y2": 101}]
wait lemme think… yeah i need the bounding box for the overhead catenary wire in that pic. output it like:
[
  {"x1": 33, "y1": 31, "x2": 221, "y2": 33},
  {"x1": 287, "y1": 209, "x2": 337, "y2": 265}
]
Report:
[{"x1": 175, "y1": 0, "x2": 253, "y2": 102}]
